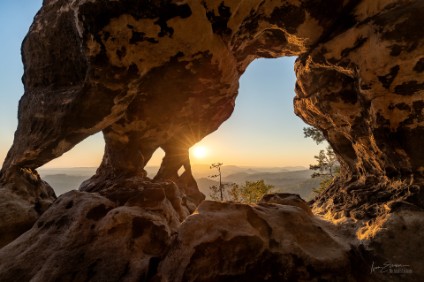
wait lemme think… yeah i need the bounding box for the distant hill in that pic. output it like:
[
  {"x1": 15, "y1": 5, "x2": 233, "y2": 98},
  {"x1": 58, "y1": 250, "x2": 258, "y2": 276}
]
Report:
[
  {"x1": 198, "y1": 169, "x2": 320, "y2": 201},
  {"x1": 196, "y1": 178, "x2": 219, "y2": 199},
  {"x1": 38, "y1": 165, "x2": 318, "y2": 200},
  {"x1": 280, "y1": 177, "x2": 321, "y2": 201},
  {"x1": 223, "y1": 169, "x2": 313, "y2": 184},
  {"x1": 42, "y1": 174, "x2": 89, "y2": 195},
  {"x1": 192, "y1": 164, "x2": 307, "y2": 178},
  {"x1": 39, "y1": 167, "x2": 96, "y2": 177}
]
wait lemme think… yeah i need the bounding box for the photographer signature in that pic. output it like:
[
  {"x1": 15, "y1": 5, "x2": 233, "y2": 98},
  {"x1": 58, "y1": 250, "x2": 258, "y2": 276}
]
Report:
[{"x1": 371, "y1": 261, "x2": 413, "y2": 274}]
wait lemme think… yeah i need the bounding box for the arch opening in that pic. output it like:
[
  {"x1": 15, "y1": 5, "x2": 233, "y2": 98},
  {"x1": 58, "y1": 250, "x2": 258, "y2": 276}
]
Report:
[
  {"x1": 37, "y1": 133, "x2": 104, "y2": 195},
  {"x1": 190, "y1": 57, "x2": 328, "y2": 201}
]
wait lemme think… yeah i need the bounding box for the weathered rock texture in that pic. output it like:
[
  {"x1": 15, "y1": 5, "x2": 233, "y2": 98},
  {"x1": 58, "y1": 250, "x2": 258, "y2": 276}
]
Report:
[
  {"x1": 0, "y1": 181, "x2": 188, "y2": 281},
  {"x1": 296, "y1": 0, "x2": 424, "y2": 222},
  {"x1": 1, "y1": 0, "x2": 424, "y2": 281},
  {"x1": 154, "y1": 197, "x2": 361, "y2": 282},
  {"x1": 0, "y1": 168, "x2": 55, "y2": 248},
  {"x1": 357, "y1": 209, "x2": 424, "y2": 281},
  {"x1": 0, "y1": 192, "x2": 363, "y2": 282}
]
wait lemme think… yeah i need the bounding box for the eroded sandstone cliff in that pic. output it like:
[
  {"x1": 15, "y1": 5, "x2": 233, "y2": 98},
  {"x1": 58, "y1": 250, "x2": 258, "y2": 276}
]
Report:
[{"x1": 0, "y1": 0, "x2": 423, "y2": 281}]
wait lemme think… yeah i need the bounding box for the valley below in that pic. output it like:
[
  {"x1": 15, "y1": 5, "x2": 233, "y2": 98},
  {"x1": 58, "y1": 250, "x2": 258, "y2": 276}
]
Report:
[{"x1": 39, "y1": 165, "x2": 321, "y2": 201}]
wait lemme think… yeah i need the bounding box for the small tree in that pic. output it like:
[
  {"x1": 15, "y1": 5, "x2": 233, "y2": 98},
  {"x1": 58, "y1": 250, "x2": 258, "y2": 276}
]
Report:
[
  {"x1": 310, "y1": 146, "x2": 340, "y2": 194},
  {"x1": 209, "y1": 162, "x2": 225, "y2": 201},
  {"x1": 227, "y1": 183, "x2": 242, "y2": 202},
  {"x1": 237, "y1": 180, "x2": 273, "y2": 204},
  {"x1": 310, "y1": 146, "x2": 338, "y2": 178},
  {"x1": 303, "y1": 127, "x2": 326, "y2": 144},
  {"x1": 208, "y1": 163, "x2": 273, "y2": 203},
  {"x1": 303, "y1": 126, "x2": 340, "y2": 194},
  {"x1": 208, "y1": 184, "x2": 222, "y2": 201}
]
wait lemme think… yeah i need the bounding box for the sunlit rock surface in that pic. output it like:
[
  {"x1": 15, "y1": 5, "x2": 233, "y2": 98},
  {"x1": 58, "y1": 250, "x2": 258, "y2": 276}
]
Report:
[
  {"x1": 357, "y1": 210, "x2": 424, "y2": 281},
  {"x1": 155, "y1": 198, "x2": 360, "y2": 282},
  {"x1": 0, "y1": 0, "x2": 423, "y2": 280},
  {"x1": 296, "y1": 0, "x2": 424, "y2": 221}
]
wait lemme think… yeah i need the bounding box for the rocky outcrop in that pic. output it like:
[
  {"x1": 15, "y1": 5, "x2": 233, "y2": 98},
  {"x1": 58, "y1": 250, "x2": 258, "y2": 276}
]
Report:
[
  {"x1": 358, "y1": 210, "x2": 424, "y2": 281},
  {"x1": 294, "y1": 0, "x2": 424, "y2": 220},
  {"x1": 155, "y1": 196, "x2": 361, "y2": 282},
  {"x1": 0, "y1": 192, "x2": 365, "y2": 282},
  {"x1": 0, "y1": 0, "x2": 423, "y2": 281},
  {"x1": 1, "y1": 190, "x2": 422, "y2": 281},
  {"x1": 0, "y1": 180, "x2": 188, "y2": 281},
  {"x1": 0, "y1": 168, "x2": 55, "y2": 248}
]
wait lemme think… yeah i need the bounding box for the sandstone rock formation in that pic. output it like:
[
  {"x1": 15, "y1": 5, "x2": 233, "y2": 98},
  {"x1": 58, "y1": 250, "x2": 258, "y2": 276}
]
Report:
[
  {"x1": 295, "y1": 0, "x2": 424, "y2": 221},
  {"x1": 1, "y1": 191, "x2": 422, "y2": 281},
  {"x1": 0, "y1": 181, "x2": 187, "y2": 281},
  {"x1": 154, "y1": 197, "x2": 360, "y2": 282},
  {"x1": 0, "y1": 168, "x2": 56, "y2": 248},
  {"x1": 0, "y1": 192, "x2": 362, "y2": 282},
  {"x1": 0, "y1": 0, "x2": 423, "y2": 281}
]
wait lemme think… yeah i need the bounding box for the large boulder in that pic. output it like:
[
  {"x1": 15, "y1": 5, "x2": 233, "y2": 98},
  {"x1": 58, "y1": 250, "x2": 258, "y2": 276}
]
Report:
[
  {"x1": 155, "y1": 198, "x2": 362, "y2": 281},
  {"x1": 0, "y1": 179, "x2": 187, "y2": 282},
  {"x1": 0, "y1": 168, "x2": 55, "y2": 248}
]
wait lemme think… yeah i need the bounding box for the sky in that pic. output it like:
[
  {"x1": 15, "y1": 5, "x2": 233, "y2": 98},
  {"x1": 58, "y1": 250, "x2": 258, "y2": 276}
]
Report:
[{"x1": 0, "y1": 0, "x2": 325, "y2": 169}]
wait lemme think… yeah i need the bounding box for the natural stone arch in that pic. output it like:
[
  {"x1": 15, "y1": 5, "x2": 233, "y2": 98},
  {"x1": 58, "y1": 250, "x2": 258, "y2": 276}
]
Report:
[{"x1": 1, "y1": 0, "x2": 423, "y2": 242}]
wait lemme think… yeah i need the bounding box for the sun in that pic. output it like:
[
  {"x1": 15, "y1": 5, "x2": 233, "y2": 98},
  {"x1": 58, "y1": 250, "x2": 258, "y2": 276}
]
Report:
[{"x1": 192, "y1": 145, "x2": 208, "y2": 159}]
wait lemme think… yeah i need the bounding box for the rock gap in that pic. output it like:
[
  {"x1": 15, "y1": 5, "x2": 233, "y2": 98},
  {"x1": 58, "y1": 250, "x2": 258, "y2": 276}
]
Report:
[{"x1": 196, "y1": 56, "x2": 324, "y2": 168}]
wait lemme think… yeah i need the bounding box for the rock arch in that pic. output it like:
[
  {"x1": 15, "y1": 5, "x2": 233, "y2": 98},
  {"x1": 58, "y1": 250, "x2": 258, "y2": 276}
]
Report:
[{"x1": 1, "y1": 0, "x2": 423, "y2": 248}]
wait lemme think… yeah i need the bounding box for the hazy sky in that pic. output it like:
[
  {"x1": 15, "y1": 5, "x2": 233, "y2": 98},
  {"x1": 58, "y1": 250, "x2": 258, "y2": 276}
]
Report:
[{"x1": 0, "y1": 1, "x2": 325, "y2": 169}]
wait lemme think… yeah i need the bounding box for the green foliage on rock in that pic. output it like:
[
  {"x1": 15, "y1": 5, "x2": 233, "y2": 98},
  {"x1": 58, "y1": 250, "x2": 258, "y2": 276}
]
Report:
[
  {"x1": 303, "y1": 127, "x2": 326, "y2": 145},
  {"x1": 303, "y1": 127, "x2": 340, "y2": 194},
  {"x1": 208, "y1": 164, "x2": 273, "y2": 204},
  {"x1": 232, "y1": 180, "x2": 274, "y2": 204},
  {"x1": 310, "y1": 146, "x2": 339, "y2": 178}
]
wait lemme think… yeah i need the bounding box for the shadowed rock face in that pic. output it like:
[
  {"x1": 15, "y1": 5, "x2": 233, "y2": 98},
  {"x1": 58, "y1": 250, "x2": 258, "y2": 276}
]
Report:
[
  {"x1": 0, "y1": 183, "x2": 187, "y2": 281},
  {"x1": 0, "y1": 0, "x2": 423, "y2": 280},
  {"x1": 154, "y1": 199, "x2": 359, "y2": 282}
]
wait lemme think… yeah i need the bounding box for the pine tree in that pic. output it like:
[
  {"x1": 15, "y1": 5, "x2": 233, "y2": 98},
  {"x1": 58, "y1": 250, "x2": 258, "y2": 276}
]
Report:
[{"x1": 303, "y1": 127, "x2": 340, "y2": 194}]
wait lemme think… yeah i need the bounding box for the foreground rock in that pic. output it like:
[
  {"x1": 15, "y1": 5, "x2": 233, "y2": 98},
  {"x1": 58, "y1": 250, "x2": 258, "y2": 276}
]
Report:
[
  {"x1": 0, "y1": 180, "x2": 187, "y2": 282},
  {"x1": 1, "y1": 191, "x2": 422, "y2": 281},
  {"x1": 357, "y1": 209, "x2": 424, "y2": 282},
  {"x1": 0, "y1": 168, "x2": 55, "y2": 248},
  {"x1": 0, "y1": 193, "x2": 358, "y2": 281},
  {"x1": 155, "y1": 196, "x2": 361, "y2": 282}
]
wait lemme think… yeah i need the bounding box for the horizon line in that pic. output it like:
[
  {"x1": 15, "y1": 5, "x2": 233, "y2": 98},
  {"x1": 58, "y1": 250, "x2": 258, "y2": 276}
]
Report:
[{"x1": 37, "y1": 164, "x2": 309, "y2": 169}]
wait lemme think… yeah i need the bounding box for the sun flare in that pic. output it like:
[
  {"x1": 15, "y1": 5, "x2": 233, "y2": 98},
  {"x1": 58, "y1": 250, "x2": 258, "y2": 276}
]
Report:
[{"x1": 192, "y1": 146, "x2": 207, "y2": 159}]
